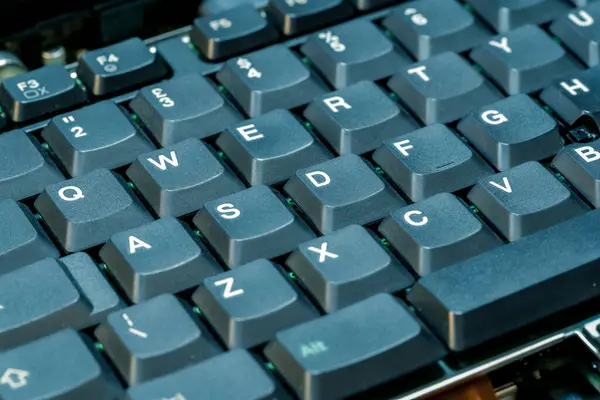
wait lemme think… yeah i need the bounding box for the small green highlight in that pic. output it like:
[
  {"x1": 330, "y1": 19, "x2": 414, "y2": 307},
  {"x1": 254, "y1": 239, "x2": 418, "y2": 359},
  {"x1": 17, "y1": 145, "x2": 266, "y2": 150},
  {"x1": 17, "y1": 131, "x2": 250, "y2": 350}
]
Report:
[
  {"x1": 193, "y1": 306, "x2": 203, "y2": 316},
  {"x1": 217, "y1": 85, "x2": 227, "y2": 94},
  {"x1": 195, "y1": 230, "x2": 204, "y2": 239},
  {"x1": 218, "y1": 151, "x2": 225, "y2": 159},
  {"x1": 301, "y1": 57, "x2": 312, "y2": 67},
  {"x1": 375, "y1": 167, "x2": 385, "y2": 176},
  {"x1": 41, "y1": 143, "x2": 50, "y2": 151},
  {"x1": 131, "y1": 113, "x2": 139, "y2": 121},
  {"x1": 95, "y1": 342, "x2": 104, "y2": 351},
  {"x1": 469, "y1": 205, "x2": 480, "y2": 213},
  {"x1": 380, "y1": 238, "x2": 390, "y2": 247},
  {"x1": 303, "y1": 121, "x2": 314, "y2": 132},
  {"x1": 99, "y1": 263, "x2": 109, "y2": 272},
  {"x1": 555, "y1": 172, "x2": 566, "y2": 181},
  {"x1": 289, "y1": 272, "x2": 297, "y2": 280},
  {"x1": 266, "y1": 362, "x2": 276, "y2": 371},
  {"x1": 128, "y1": 182, "x2": 136, "y2": 190},
  {"x1": 388, "y1": 92, "x2": 400, "y2": 102}
]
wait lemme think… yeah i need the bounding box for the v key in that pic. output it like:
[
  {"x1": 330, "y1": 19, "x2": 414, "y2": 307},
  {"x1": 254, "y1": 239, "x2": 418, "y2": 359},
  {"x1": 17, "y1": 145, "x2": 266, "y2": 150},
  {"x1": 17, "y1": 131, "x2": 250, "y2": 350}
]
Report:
[{"x1": 489, "y1": 177, "x2": 512, "y2": 193}]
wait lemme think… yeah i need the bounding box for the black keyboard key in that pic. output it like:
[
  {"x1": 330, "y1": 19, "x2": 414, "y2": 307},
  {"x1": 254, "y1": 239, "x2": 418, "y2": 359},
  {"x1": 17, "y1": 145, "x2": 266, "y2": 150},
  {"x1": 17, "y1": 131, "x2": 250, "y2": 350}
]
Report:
[
  {"x1": 388, "y1": 52, "x2": 502, "y2": 124},
  {"x1": 216, "y1": 44, "x2": 326, "y2": 117},
  {"x1": 34, "y1": 168, "x2": 153, "y2": 252},
  {"x1": 553, "y1": 140, "x2": 600, "y2": 207},
  {"x1": 468, "y1": 161, "x2": 588, "y2": 241},
  {"x1": 285, "y1": 154, "x2": 405, "y2": 234},
  {"x1": 0, "y1": 65, "x2": 86, "y2": 122},
  {"x1": 95, "y1": 293, "x2": 221, "y2": 385},
  {"x1": 383, "y1": 0, "x2": 490, "y2": 60},
  {"x1": 127, "y1": 139, "x2": 244, "y2": 217},
  {"x1": 267, "y1": 0, "x2": 353, "y2": 36},
  {"x1": 0, "y1": 130, "x2": 64, "y2": 200},
  {"x1": 458, "y1": 94, "x2": 562, "y2": 171},
  {"x1": 191, "y1": 5, "x2": 278, "y2": 60},
  {"x1": 100, "y1": 217, "x2": 221, "y2": 303},
  {"x1": 304, "y1": 81, "x2": 419, "y2": 155},
  {"x1": 287, "y1": 224, "x2": 414, "y2": 312},
  {"x1": 0, "y1": 329, "x2": 122, "y2": 400},
  {"x1": 465, "y1": 0, "x2": 570, "y2": 33},
  {"x1": 379, "y1": 193, "x2": 502, "y2": 276},
  {"x1": 42, "y1": 101, "x2": 155, "y2": 177},
  {"x1": 156, "y1": 36, "x2": 220, "y2": 76},
  {"x1": 128, "y1": 349, "x2": 282, "y2": 400},
  {"x1": 0, "y1": 199, "x2": 58, "y2": 275},
  {"x1": 551, "y1": 5, "x2": 600, "y2": 67},
  {"x1": 217, "y1": 109, "x2": 331, "y2": 186},
  {"x1": 193, "y1": 258, "x2": 318, "y2": 348},
  {"x1": 408, "y1": 207, "x2": 600, "y2": 351},
  {"x1": 349, "y1": 0, "x2": 395, "y2": 11},
  {"x1": 193, "y1": 185, "x2": 315, "y2": 267},
  {"x1": 77, "y1": 37, "x2": 168, "y2": 96},
  {"x1": 373, "y1": 123, "x2": 493, "y2": 202},
  {"x1": 470, "y1": 25, "x2": 581, "y2": 95},
  {"x1": 300, "y1": 20, "x2": 410, "y2": 88},
  {"x1": 265, "y1": 293, "x2": 446, "y2": 400}
]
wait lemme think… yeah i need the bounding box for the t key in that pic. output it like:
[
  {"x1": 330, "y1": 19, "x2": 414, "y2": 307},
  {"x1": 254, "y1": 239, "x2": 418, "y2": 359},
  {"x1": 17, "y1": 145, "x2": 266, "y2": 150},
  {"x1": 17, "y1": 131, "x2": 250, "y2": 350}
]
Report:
[{"x1": 553, "y1": 140, "x2": 600, "y2": 207}]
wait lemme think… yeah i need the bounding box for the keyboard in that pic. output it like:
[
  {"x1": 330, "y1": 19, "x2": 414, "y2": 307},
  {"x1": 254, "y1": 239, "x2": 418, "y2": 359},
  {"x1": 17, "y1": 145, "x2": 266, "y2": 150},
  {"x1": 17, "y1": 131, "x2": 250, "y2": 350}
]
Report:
[{"x1": 3, "y1": 0, "x2": 600, "y2": 399}]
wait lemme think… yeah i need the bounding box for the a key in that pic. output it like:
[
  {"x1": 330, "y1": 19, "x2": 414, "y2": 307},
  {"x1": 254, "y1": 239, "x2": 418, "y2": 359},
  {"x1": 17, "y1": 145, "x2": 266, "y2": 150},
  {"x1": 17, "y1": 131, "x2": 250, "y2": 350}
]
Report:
[
  {"x1": 0, "y1": 130, "x2": 64, "y2": 200},
  {"x1": 304, "y1": 81, "x2": 419, "y2": 155},
  {"x1": 0, "y1": 329, "x2": 122, "y2": 400},
  {"x1": 77, "y1": 37, "x2": 168, "y2": 96},
  {"x1": 216, "y1": 45, "x2": 326, "y2": 117},
  {"x1": 156, "y1": 36, "x2": 220, "y2": 76},
  {"x1": 265, "y1": 293, "x2": 446, "y2": 400},
  {"x1": 286, "y1": 225, "x2": 414, "y2": 312},
  {"x1": 388, "y1": 52, "x2": 502, "y2": 124},
  {"x1": 285, "y1": 154, "x2": 404, "y2": 234},
  {"x1": 216, "y1": 109, "x2": 331, "y2": 186},
  {"x1": 458, "y1": 94, "x2": 562, "y2": 171},
  {"x1": 267, "y1": 0, "x2": 353, "y2": 36},
  {"x1": 193, "y1": 259, "x2": 318, "y2": 348},
  {"x1": 465, "y1": 0, "x2": 570, "y2": 33},
  {"x1": 127, "y1": 139, "x2": 244, "y2": 217},
  {"x1": 0, "y1": 199, "x2": 58, "y2": 275},
  {"x1": 34, "y1": 168, "x2": 153, "y2": 252},
  {"x1": 408, "y1": 207, "x2": 600, "y2": 351},
  {"x1": 100, "y1": 217, "x2": 221, "y2": 303},
  {"x1": 130, "y1": 72, "x2": 242, "y2": 146},
  {"x1": 193, "y1": 185, "x2": 315, "y2": 267},
  {"x1": 95, "y1": 294, "x2": 221, "y2": 385},
  {"x1": 373, "y1": 123, "x2": 493, "y2": 202},
  {"x1": 191, "y1": 5, "x2": 278, "y2": 60},
  {"x1": 128, "y1": 349, "x2": 282, "y2": 400},
  {"x1": 42, "y1": 101, "x2": 155, "y2": 177},
  {"x1": 553, "y1": 140, "x2": 600, "y2": 207},
  {"x1": 383, "y1": 0, "x2": 491, "y2": 61},
  {"x1": 470, "y1": 25, "x2": 581, "y2": 95},
  {"x1": 300, "y1": 20, "x2": 410, "y2": 89},
  {"x1": 468, "y1": 161, "x2": 588, "y2": 241},
  {"x1": 551, "y1": 5, "x2": 600, "y2": 67},
  {"x1": 0, "y1": 65, "x2": 86, "y2": 122},
  {"x1": 379, "y1": 193, "x2": 502, "y2": 276}
]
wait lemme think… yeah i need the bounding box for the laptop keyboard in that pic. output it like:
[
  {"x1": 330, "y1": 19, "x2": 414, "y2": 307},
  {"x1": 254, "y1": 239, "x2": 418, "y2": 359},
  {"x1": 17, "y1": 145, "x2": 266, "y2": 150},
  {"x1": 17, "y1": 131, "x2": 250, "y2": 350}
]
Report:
[{"x1": 2, "y1": 0, "x2": 600, "y2": 399}]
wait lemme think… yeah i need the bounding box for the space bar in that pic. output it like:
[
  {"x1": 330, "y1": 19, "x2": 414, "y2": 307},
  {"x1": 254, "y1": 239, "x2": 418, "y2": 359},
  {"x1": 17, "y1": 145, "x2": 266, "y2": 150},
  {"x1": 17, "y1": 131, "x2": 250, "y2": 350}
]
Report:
[{"x1": 408, "y1": 208, "x2": 600, "y2": 351}]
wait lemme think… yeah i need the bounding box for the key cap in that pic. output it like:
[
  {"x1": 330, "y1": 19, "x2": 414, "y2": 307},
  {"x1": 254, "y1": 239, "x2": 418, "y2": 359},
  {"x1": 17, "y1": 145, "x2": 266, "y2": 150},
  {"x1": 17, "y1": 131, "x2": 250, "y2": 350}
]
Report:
[
  {"x1": 458, "y1": 94, "x2": 562, "y2": 171},
  {"x1": 285, "y1": 154, "x2": 404, "y2": 234},
  {"x1": 194, "y1": 185, "x2": 315, "y2": 267},
  {"x1": 216, "y1": 45, "x2": 326, "y2": 117},
  {"x1": 193, "y1": 259, "x2": 318, "y2": 348},
  {"x1": 300, "y1": 20, "x2": 410, "y2": 89},
  {"x1": 0, "y1": 65, "x2": 86, "y2": 122},
  {"x1": 379, "y1": 193, "x2": 502, "y2": 276},
  {"x1": 373, "y1": 124, "x2": 493, "y2": 202},
  {"x1": 0, "y1": 329, "x2": 122, "y2": 400},
  {"x1": 217, "y1": 109, "x2": 331, "y2": 186},
  {"x1": 0, "y1": 130, "x2": 64, "y2": 200},
  {"x1": 0, "y1": 199, "x2": 58, "y2": 275},
  {"x1": 34, "y1": 168, "x2": 153, "y2": 252},
  {"x1": 156, "y1": 36, "x2": 220, "y2": 76},
  {"x1": 42, "y1": 101, "x2": 155, "y2": 177},
  {"x1": 304, "y1": 81, "x2": 419, "y2": 155},
  {"x1": 130, "y1": 74, "x2": 242, "y2": 146},
  {"x1": 468, "y1": 161, "x2": 588, "y2": 241},
  {"x1": 408, "y1": 207, "x2": 600, "y2": 351},
  {"x1": 470, "y1": 25, "x2": 581, "y2": 95},
  {"x1": 287, "y1": 225, "x2": 414, "y2": 312},
  {"x1": 77, "y1": 37, "x2": 168, "y2": 96},
  {"x1": 127, "y1": 139, "x2": 244, "y2": 218},
  {"x1": 388, "y1": 52, "x2": 502, "y2": 124},
  {"x1": 265, "y1": 293, "x2": 446, "y2": 400},
  {"x1": 551, "y1": 5, "x2": 600, "y2": 67},
  {"x1": 465, "y1": 0, "x2": 570, "y2": 33},
  {"x1": 383, "y1": 0, "x2": 490, "y2": 61},
  {"x1": 553, "y1": 140, "x2": 600, "y2": 207},
  {"x1": 100, "y1": 218, "x2": 221, "y2": 303},
  {"x1": 95, "y1": 294, "x2": 221, "y2": 385},
  {"x1": 128, "y1": 349, "x2": 282, "y2": 400},
  {"x1": 191, "y1": 5, "x2": 278, "y2": 60},
  {"x1": 267, "y1": 0, "x2": 353, "y2": 36}
]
